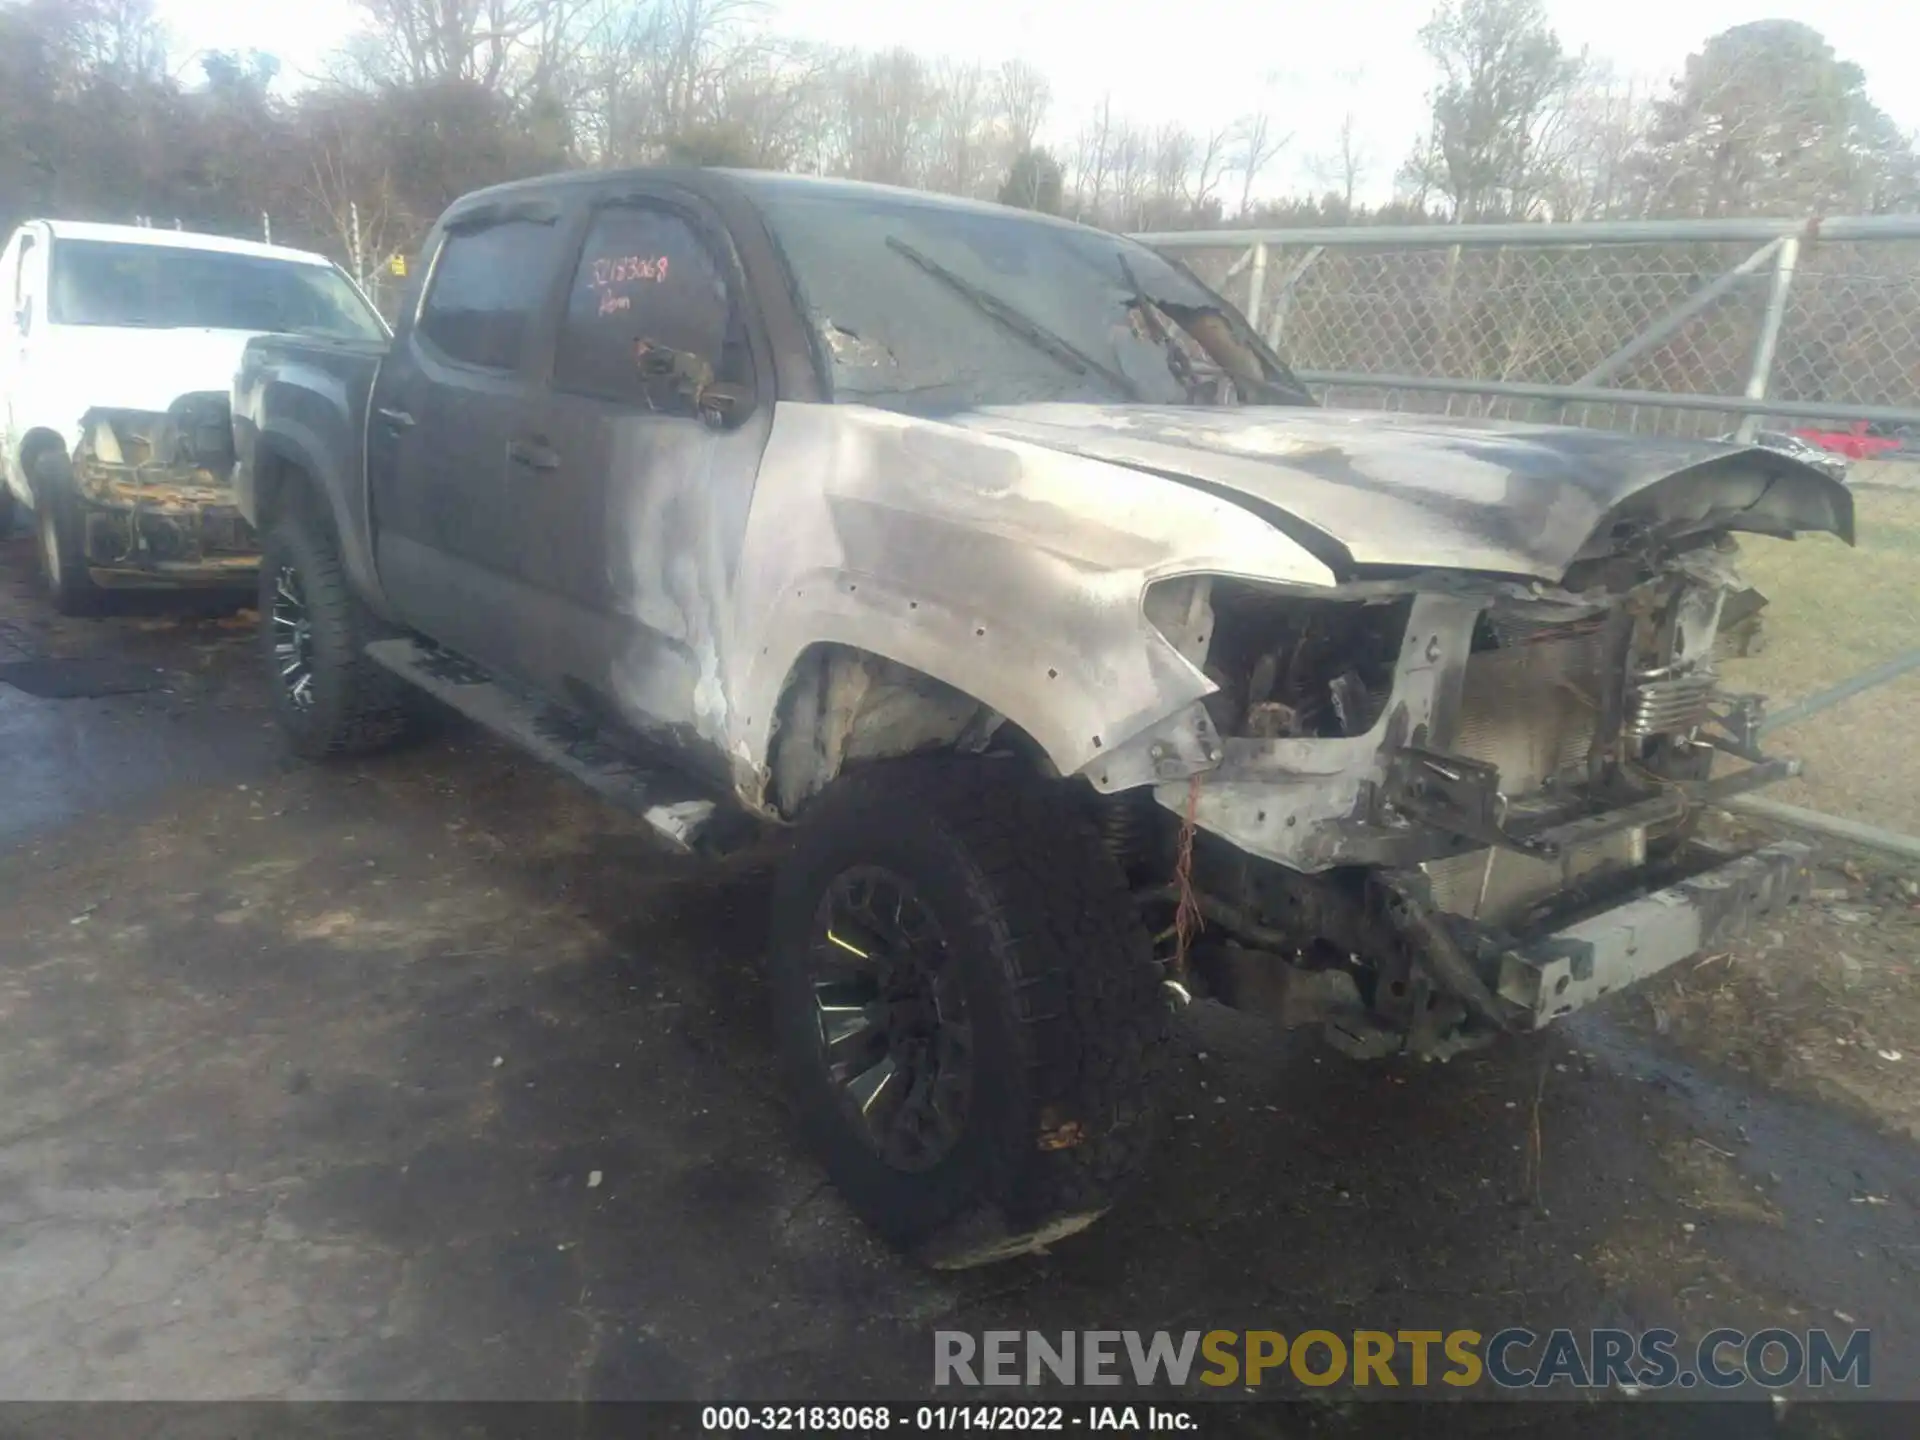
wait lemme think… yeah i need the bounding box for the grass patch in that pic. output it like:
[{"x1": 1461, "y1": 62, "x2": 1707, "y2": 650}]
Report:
[
  {"x1": 1728, "y1": 487, "x2": 1920, "y2": 700},
  {"x1": 1724, "y1": 484, "x2": 1920, "y2": 833}
]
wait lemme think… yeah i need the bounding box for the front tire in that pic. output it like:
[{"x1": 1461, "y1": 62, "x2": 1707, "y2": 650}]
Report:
[
  {"x1": 31, "y1": 450, "x2": 104, "y2": 616},
  {"x1": 259, "y1": 501, "x2": 422, "y2": 758},
  {"x1": 770, "y1": 757, "x2": 1165, "y2": 1268}
]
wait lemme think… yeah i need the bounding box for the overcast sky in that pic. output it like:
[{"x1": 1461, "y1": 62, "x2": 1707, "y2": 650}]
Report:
[{"x1": 153, "y1": 0, "x2": 1920, "y2": 203}]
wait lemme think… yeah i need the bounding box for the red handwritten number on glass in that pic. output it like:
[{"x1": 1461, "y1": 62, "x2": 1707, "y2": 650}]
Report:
[{"x1": 588, "y1": 254, "x2": 670, "y2": 290}]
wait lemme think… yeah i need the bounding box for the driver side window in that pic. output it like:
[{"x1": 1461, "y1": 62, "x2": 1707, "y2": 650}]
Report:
[{"x1": 553, "y1": 202, "x2": 745, "y2": 409}]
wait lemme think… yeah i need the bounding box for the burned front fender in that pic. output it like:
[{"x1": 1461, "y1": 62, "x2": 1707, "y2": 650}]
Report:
[
  {"x1": 728, "y1": 403, "x2": 1338, "y2": 800},
  {"x1": 66, "y1": 397, "x2": 258, "y2": 587}
]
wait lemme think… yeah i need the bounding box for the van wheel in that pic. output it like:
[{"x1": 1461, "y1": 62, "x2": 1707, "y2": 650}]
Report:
[
  {"x1": 260, "y1": 501, "x2": 422, "y2": 758},
  {"x1": 31, "y1": 451, "x2": 104, "y2": 616},
  {"x1": 770, "y1": 757, "x2": 1165, "y2": 1268}
]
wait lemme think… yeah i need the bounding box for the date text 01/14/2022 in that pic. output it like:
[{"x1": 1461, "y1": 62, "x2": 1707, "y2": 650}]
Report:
[{"x1": 699, "y1": 1405, "x2": 1198, "y2": 1432}]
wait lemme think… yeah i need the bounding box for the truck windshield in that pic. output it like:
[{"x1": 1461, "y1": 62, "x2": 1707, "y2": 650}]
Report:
[
  {"x1": 749, "y1": 181, "x2": 1311, "y2": 412},
  {"x1": 48, "y1": 240, "x2": 387, "y2": 340}
]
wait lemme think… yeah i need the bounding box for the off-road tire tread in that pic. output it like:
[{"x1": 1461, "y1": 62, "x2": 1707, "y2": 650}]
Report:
[
  {"x1": 261, "y1": 501, "x2": 420, "y2": 758},
  {"x1": 775, "y1": 756, "x2": 1165, "y2": 1264}
]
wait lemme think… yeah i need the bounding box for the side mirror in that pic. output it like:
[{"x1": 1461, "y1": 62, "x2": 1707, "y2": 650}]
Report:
[
  {"x1": 631, "y1": 341, "x2": 754, "y2": 428},
  {"x1": 697, "y1": 381, "x2": 755, "y2": 431}
]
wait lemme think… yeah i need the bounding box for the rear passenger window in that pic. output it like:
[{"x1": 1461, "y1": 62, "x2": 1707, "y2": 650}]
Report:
[
  {"x1": 553, "y1": 203, "x2": 738, "y2": 406},
  {"x1": 417, "y1": 219, "x2": 557, "y2": 370}
]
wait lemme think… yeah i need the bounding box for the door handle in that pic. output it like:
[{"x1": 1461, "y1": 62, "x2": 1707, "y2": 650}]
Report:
[
  {"x1": 507, "y1": 438, "x2": 560, "y2": 471},
  {"x1": 376, "y1": 407, "x2": 415, "y2": 430}
]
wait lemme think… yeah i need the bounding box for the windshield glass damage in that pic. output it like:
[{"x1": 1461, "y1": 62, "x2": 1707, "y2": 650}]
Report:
[
  {"x1": 750, "y1": 181, "x2": 1312, "y2": 411},
  {"x1": 49, "y1": 240, "x2": 387, "y2": 340}
]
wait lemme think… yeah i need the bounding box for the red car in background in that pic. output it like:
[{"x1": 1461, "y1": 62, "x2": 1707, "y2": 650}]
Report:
[{"x1": 1791, "y1": 420, "x2": 1907, "y2": 460}]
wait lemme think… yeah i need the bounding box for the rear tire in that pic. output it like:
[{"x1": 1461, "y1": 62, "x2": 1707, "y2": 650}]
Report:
[
  {"x1": 31, "y1": 450, "x2": 104, "y2": 617},
  {"x1": 770, "y1": 757, "x2": 1165, "y2": 1268},
  {"x1": 259, "y1": 499, "x2": 422, "y2": 758}
]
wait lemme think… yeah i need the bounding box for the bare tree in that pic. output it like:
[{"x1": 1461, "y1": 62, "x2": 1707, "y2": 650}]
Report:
[
  {"x1": 1231, "y1": 110, "x2": 1291, "y2": 217},
  {"x1": 307, "y1": 144, "x2": 403, "y2": 287},
  {"x1": 1148, "y1": 123, "x2": 1196, "y2": 226},
  {"x1": 1070, "y1": 94, "x2": 1117, "y2": 222},
  {"x1": 1309, "y1": 110, "x2": 1370, "y2": 209},
  {"x1": 838, "y1": 46, "x2": 934, "y2": 187},
  {"x1": 1531, "y1": 64, "x2": 1652, "y2": 219},
  {"x1": 993, "y1": 58, "x2": 1050, "y2": 154},
  {"x1": 1307, "y1": 70, "x2": 1371, "y2": 210},
  {"x1": 1108, "y1": 121, "x2": 1151, "y2": 230},
  {"x1": 930, "y1": 60, "x2": 990, "y2": 196},
  {"x1": 1188, "y1": 124, "x2": 1231, "y2": 216},
  {"x1": 348, "y1": 0, "x2": 549, "y2": 91}
]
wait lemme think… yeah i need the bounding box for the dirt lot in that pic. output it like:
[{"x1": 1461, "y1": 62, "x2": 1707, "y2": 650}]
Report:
[{"x1": 0, "y1": 526, "x2": 1915, "y2": 1432}]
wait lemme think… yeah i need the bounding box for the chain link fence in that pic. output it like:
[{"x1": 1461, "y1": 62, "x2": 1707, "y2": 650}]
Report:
[
  {"x1": 1144, "y1": 217, "x2": 1920, "y2": 849},
  {"x1": 1143, "y1": 217, "x2": 1920, "y2": 441}
]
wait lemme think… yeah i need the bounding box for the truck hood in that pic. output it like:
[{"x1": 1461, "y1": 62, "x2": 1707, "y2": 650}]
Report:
[
  {"x1": 34, "y1": 326, "x2": 262, "y2": 435},
  {"x1": 951, "y1": 404, "x2": 1854, "y2": 581}
]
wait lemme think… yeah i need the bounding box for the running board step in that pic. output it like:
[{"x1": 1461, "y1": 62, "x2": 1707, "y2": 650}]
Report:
[{"x1": 363, "y1": 637, "x2": 730, "y2": 854}]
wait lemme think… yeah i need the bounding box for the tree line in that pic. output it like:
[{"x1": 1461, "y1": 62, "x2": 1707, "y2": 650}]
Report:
[{"x1": 2, "y1": 0, "x2": 1916, "y2": 289}]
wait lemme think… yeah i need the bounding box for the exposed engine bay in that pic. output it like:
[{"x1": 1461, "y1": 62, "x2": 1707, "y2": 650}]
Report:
[
  {"x1": 1109, "y1": 533, "x2": 1817, "y2": 1061},
  {"x1": 69, "y1": 393, "x2": 256, "y2": 585}
]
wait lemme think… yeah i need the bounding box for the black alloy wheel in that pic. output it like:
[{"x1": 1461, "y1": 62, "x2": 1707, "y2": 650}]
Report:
[
  {"x1": 270, "y1": 562, "x2": 316, "y2": 711},
  {"x1": 808, "y1": 865, "x2": 974, "y2": 1173}
]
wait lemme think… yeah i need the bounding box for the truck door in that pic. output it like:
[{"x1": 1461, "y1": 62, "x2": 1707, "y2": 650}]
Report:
[
  {"x1": 366, "y1": 206, "x2": 568, "y2": 672},
  {"x1": 513, "y1": 192, "x2": 770, "y2": 767}
]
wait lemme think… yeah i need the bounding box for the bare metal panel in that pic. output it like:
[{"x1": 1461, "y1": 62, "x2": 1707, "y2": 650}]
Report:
[{"x1": 1451, "y1": 634, "x2": 1602, "y2": 797}]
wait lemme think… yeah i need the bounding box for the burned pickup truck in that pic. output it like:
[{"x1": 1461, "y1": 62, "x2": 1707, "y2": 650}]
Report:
[
  {"x1": 232, "y1": 169, "x2": 1850, "y2": 1267},
  {"x1": 0, "y1": 220, "x2": 387, "y2": 612}
]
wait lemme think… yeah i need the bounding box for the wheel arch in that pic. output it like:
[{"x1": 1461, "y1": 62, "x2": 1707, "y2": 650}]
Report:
[
  {"x1": 250, "y1": 435, "x2": 324, "y2": 528},
  {"x1": 17, "y1": 426, "x2": 69, "y2": 494},
  {"x1": 764, "y1": 642, "x2": 1054, "y2": 817},
  {"x1": 249, "y1": 429, "x2": 393, "y2": 620}
]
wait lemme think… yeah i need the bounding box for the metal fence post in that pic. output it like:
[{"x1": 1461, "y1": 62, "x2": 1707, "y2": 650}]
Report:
[
  {"x1": 1266, "y1": 245, "x2": 1323, "y2": 350},
  {"x1": 1551, "y1": 238, "x2": 1784, "y2": 421},
  {"x1": 1245, "y1": 241, "x2": 1269, "y2": 335},
  {"x1": 1736, "y1": 235, "x2": 1800, "y2": 442}
]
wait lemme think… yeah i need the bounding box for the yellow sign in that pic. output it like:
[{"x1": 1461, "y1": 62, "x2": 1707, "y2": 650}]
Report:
[{"x1": 389, "y1": 254, "x2": 408, "y2": 277}]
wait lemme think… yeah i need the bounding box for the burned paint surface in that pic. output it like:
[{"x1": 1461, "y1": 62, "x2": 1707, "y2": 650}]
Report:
[
  {"x1": 725, "y1": 402, "x2": 1335, "y2": 804},
  {"x1": 556, "y1": 396, "x2": 1852, "y2": 837},
  {"x1": 69, "y1": 399, "x2": 257, "y2": 587},
  {"x1": 947, "y1": 404, "x2": 1854, "y2": 579}
]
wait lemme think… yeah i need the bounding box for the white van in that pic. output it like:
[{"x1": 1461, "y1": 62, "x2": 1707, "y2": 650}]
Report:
[{"x1": 0, "y1": 220, "x2": 386, "y2": 612}]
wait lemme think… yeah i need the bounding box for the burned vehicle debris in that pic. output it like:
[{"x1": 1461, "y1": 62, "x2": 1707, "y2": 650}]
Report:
[
  {"x1": 67, "y1": 395, "x2": 255, "y2": 587},
  {"x1": 232, "y1": 169, "x2": 1851, "y2": 1268}
]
